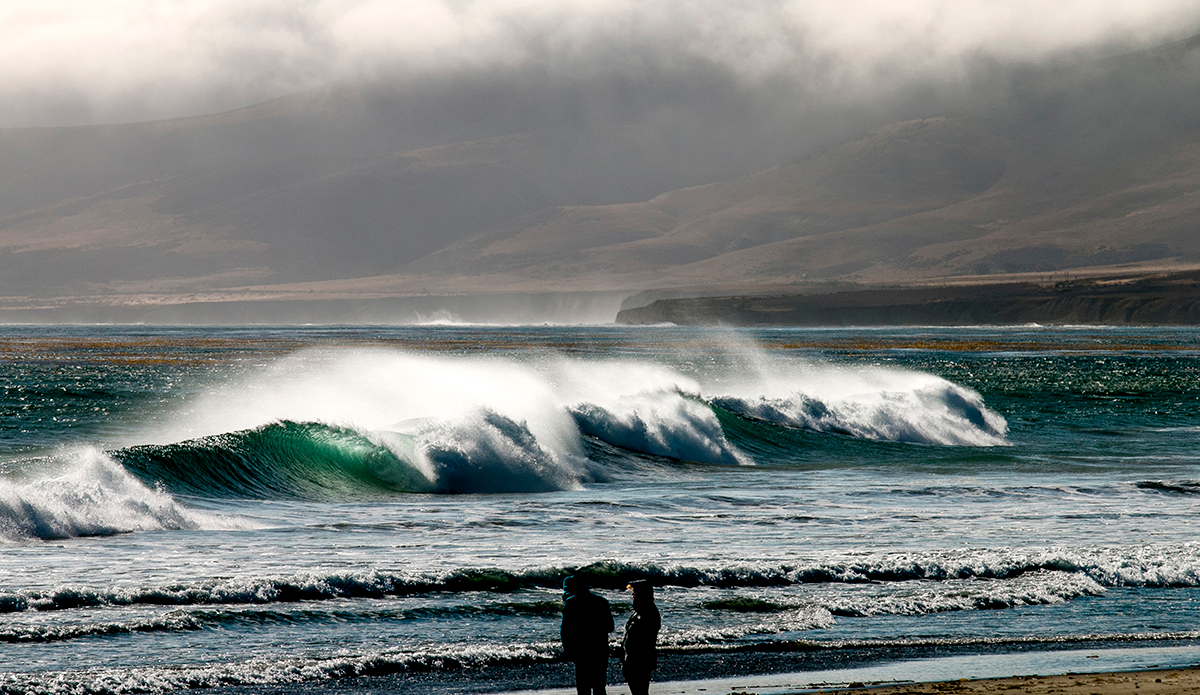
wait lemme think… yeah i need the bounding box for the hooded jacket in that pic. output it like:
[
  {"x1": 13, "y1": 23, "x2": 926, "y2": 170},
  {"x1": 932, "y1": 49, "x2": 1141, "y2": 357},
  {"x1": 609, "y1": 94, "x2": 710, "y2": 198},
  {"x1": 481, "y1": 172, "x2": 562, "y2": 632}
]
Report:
[
  {"x1": 621, "y1": 583, "x2": 660, "y2": 672},
  {"x1": 561, "y1": 576, "x2": 614, "y2": 662}
]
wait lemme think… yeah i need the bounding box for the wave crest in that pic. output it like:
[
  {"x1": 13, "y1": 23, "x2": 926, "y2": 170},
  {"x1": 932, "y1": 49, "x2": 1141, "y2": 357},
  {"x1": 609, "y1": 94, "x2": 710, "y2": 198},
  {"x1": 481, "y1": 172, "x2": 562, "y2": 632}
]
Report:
[
  {"x1": 416, "y1": 409, "x2": 586, "y2": 493},
  {"x1": 713, "y1": 381, "x2": 1008, "y2": 446},
  {"x1": 571, "y1": 392, "x2": 749, "y2": 465},
  {"x1": 116, "y1": 415, "x2": 587, "y2": 500},
  {"x1": 10, "y1": 546, "x2": 1197, "y2": 613},
  {"x1": 0, "y1": 451, "x2": 214, "y2": 542}
]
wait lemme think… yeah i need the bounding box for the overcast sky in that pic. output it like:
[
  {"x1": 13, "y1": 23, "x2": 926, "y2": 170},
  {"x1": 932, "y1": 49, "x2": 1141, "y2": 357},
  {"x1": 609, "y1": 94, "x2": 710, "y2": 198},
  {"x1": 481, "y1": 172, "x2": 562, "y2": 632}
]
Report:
[{"x1": 3, "y1": 0, "x2": 1200, "y2": 128}]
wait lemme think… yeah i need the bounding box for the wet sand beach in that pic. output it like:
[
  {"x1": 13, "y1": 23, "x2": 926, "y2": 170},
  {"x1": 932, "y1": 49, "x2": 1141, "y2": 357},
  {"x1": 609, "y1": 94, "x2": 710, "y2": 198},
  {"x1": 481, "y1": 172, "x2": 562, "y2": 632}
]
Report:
[
  {"x1": 801, "y1": 668, "x2": 1200, "y2": 695},
  {"x1": 500, "y1": 645, "x2": 1200, "y2": 695},
  {"x1": 506, "y1": 668, "x2": 1200, "y2": 695},
  {"x1": 198, "y1": 662, "x2": 1200, "y2": 695}
]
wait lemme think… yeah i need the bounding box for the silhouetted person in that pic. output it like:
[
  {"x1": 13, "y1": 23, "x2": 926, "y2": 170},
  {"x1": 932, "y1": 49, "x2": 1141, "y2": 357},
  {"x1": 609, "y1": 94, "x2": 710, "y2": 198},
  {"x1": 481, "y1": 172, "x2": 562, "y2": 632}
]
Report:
[
  {"x1": 621, "y1": 580, "x2": 661, "y2": 695},
  {"x1": 561, "y1": 575, "x2": 614, "y2": 695}
]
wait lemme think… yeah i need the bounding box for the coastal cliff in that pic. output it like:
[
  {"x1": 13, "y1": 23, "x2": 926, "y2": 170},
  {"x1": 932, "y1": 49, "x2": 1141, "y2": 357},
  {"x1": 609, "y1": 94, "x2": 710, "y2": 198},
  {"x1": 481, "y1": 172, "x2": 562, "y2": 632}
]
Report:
[{"x1": 616, "y1": 273, "x2": 1200, "y2": 326}]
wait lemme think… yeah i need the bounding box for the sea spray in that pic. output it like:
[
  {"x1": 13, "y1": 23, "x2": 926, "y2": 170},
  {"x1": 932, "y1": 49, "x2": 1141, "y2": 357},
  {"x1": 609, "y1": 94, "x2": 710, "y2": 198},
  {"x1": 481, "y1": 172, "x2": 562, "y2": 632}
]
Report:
[
  {"x1": 412, "y1": 408, "x2": 588, "y2": 493},
  {"x1": 0, "y1": 449, "x2": 222, "y2": 542},
  {"x1": 151, "y1": 349, "x2": 584, "y2": 461},
  {"x1": 711, "y1": 370, "x2": 1008, "y2": 446},
  {"x1": 570, "y1": 394, "x2": 749, "y2": 465},
  {"x1": 143, "y1": 348, "x2": 1007, "y2": 483}
]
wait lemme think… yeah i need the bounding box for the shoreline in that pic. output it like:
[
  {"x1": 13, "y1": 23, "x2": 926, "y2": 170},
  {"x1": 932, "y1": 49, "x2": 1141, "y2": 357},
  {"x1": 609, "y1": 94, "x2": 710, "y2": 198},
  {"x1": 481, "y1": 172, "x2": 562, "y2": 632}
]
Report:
[
  {"x1": 807, "y1": 668, "x2": 1200, "y2": 695},
  {"x1": 503, "y1": 645, "x2": 1200, "y2": 695},
  {"x1": 616, "y1": 271, "x2": 1200, "y2": 326},
  {"x1": 195, "y1": 643, "x2": 1200, "y2": 695}
]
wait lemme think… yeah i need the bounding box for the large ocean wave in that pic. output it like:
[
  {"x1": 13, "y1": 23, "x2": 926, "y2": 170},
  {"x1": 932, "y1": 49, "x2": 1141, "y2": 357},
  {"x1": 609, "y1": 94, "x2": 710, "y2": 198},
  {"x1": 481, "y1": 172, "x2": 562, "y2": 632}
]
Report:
[
  {"x1": 88, "y1": 349, "x2": 1007, "y2": 503},
  {"x1": 0, "y1": 349, "x2": 1011, "y2": 531},
  {"x1": 115, "y1": 411, "x2": 587, "y2": 499}
]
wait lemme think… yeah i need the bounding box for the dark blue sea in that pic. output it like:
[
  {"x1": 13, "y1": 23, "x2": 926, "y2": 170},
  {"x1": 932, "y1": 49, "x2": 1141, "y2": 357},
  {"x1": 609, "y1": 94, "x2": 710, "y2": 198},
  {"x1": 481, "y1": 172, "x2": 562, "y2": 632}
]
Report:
[{"x1": 3, "y1": 325, "x2": 1200, "y2": 694}]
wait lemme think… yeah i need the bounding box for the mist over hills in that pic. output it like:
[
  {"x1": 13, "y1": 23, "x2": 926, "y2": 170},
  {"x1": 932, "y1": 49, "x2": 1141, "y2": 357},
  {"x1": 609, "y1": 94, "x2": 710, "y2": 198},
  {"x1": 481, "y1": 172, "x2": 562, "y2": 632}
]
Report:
[
  {"x1": 416, "y1": 34, "x2": 1200, "y2": 286},
  {"x1": 2, "y1": 31, "x2": 1200, "y2": 322}
]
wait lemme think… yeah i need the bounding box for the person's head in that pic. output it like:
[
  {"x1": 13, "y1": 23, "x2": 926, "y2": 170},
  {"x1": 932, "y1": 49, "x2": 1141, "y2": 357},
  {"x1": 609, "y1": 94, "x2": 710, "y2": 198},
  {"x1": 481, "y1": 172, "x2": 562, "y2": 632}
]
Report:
[
  {"x1": 563, "y1": 575, "x2": 584, "y2": 595},
  {"x1": 627, "y1": 579, "x2": 653, "y2": 603}
]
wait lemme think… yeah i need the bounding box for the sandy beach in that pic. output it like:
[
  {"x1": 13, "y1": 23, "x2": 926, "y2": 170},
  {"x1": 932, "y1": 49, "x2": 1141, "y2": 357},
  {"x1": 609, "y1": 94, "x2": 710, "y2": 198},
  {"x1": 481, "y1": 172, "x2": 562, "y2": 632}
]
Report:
[
  {"x1": 496, "y1": 669, "x2": 1200, "y2": 695},
  {"x1": 495, "y1": 644, "x2": 1200, "y2": 695},
  {"x1": 513, "y1": 668, "x2": 1200, "y2": 695},
  {"x1": 804, "y1": 667, "x2": 1200, "y2": 695}
]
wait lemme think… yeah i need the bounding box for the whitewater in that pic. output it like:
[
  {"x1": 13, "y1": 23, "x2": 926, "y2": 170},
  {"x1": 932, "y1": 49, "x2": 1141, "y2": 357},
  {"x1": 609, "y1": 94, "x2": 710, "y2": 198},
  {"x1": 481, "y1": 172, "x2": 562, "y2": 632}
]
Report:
[{"x1": 1, "y1": 324, "x2": 1199, "y2": 695}]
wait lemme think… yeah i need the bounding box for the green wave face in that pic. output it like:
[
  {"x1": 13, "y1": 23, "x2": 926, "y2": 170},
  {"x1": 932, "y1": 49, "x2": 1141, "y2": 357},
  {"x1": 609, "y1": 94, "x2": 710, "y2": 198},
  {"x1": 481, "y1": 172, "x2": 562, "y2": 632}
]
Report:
[{"x1": 113, "y1": 421, "x2": 434, "y2": 500}]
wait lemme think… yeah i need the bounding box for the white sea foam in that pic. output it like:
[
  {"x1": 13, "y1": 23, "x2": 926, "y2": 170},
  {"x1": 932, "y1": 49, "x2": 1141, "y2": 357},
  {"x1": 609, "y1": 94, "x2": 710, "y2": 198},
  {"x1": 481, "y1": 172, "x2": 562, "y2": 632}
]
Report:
[
  {"x1": 0, "y1": 449, "x2": 235, "y2": 542},
  {"x1": 568, "y1": 390, "x2": 749, "y2": 465},
  {"x1": 782, "y1": 545, "x2": 1200, "y2": 588},
  {"x1": 548, "y1": 359, "x2": 748, "y2": 463},
  {"x1": 821, "y1": 570, "x2": 1105, "y2": 617},
  {"x1": 409, "y1": 408, "x2": 589, "y2": 493},
  {"x1": 571, "y1": 396, "x2": 749, "y2": 465},
  {"x1": 709, "y1": 360, "x2": 1009, "y2": 446},
  {"x1": 662, "y1": 605, "x2": 836, "y2": 646},
  {"x1": 6, "y1": 546, "x2": 1197, "y2": 614},
  {"x1": 158, "y1": 349, "x2": 584, "y2": 459},
  {"x1": 137, "y1": 347, "x2": 1005, "y2": 503},
  {"x1": 0, "y1": 611, "x2": 203, "y2": 643},
  {"x1": 0, "y1": 642, "x2": 560, "y2": 695}
]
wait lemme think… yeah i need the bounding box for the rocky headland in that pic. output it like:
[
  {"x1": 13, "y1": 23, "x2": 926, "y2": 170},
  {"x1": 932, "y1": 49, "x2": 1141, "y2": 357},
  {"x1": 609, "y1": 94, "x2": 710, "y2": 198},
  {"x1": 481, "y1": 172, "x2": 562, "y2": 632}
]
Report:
[{"x1": 616, "y1": 272, "x2": 1200, "y2": 326}]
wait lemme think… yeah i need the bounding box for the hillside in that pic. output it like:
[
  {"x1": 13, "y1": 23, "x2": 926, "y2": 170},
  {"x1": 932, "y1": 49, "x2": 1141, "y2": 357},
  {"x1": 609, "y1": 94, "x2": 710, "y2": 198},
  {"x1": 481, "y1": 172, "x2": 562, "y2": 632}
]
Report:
[
  {"x1": 1, "y1": 36, "x2": 1200, "y2": 322},
  {"x1": 413, "y1": 36, "x2": 1200, "y2": 288},
  {"x1": 0, "y1": 80, "x2": 765, "y2": 300}
]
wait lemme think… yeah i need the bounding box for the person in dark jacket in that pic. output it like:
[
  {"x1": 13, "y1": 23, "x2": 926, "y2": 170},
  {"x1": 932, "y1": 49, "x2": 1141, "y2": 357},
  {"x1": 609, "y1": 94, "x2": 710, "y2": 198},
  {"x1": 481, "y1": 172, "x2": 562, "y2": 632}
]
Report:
[
  {"x1": 561, "y1": 575, "x2": 614, "y2": 695},
  {"x1": 621, "y1": 580, "x2": 661, "y2": 695}
]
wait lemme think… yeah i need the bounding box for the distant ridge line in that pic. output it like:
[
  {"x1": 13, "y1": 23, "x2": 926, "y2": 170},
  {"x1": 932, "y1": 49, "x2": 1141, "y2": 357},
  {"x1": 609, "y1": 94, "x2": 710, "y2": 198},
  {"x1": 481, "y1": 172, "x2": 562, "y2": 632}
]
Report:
[{"x1": 616, "y1": 271, "x2": 1200, "y2": 326}]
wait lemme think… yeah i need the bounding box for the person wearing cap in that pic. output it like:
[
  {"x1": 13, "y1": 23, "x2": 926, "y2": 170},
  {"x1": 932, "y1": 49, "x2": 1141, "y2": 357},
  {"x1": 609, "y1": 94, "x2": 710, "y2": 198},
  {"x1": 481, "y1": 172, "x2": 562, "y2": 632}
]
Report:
[
  {"x1": 621, "y1": 580, "x2": 661, "y2": 695},
  {"x1": 561, "y1": 575, "x2": 614, "y2": 695}
]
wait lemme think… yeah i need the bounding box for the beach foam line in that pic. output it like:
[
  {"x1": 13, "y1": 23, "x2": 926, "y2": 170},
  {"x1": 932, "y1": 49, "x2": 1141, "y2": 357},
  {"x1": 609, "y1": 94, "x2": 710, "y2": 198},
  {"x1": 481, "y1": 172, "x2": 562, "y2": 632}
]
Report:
[
  {"x1": 503, "y1": 645, "x2": 1200, "y2": 695},
  {"x1": 6, "y1": 548, "x2": 1200, "y2": 614}
]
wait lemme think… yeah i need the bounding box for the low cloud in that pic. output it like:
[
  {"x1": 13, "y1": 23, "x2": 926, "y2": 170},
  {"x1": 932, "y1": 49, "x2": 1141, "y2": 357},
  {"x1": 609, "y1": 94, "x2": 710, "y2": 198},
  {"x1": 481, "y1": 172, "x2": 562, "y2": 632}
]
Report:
[{"x1": 2, "y1": 0, "x2": 1199, "y2": 127}]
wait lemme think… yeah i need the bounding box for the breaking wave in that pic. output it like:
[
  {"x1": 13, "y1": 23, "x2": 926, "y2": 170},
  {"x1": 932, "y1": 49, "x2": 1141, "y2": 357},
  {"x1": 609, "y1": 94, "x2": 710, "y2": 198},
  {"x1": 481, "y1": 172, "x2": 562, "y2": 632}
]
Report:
[
  {"x1": 0, "y1": 642, "x2": 561, "y2": 695},
  {"x1": 0, "y1": 451, "x2": 229, "y2": 542},
  {"x1": 154, "y1": 348, "x2": 1007, "y2": 459},
  {"x1": 0, "y1": 602, "x2": 565, "y2": 643},
  {"x1": 6, "y1": 545, "x2": 1199, "y2": 614},
  {"x1": 115, "y1": 411, "x2": 587, "y2": 499},
  {"x1": 570, "y1": 392, "x2": 749, "y2": 465},
  {"x1": 7, "y1": 630, "x2": 1200, "y2": 695},
  {"x1": 2, "y1": 349, "x2": 1009, "y2": 520},
  {"x1": 712, "y1": 381, "x2": 1008, "y2": 446}
]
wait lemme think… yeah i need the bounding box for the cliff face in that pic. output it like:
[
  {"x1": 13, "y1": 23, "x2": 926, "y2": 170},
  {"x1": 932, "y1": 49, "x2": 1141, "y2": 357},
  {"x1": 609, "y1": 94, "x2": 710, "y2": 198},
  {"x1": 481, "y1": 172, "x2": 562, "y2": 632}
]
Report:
[{"x1": 616, "y1": 274, "x2": 1200, "y2": 326}]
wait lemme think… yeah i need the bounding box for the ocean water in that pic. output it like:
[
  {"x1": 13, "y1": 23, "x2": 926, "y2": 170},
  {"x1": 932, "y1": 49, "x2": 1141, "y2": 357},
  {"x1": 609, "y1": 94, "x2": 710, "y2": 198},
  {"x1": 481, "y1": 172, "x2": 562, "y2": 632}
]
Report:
[{"x1": 2, "y1": 324, "x2": 1200, "y2": 694}]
